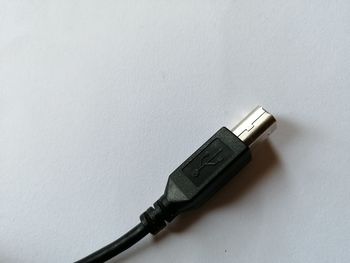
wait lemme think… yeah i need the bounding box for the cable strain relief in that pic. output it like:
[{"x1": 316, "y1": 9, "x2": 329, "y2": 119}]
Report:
[{"x1": 140, "y1": 196, "x2": 176, "y2": 235}]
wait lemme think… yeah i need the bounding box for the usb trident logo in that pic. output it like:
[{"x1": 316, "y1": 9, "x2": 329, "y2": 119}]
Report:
[{"x1": 192, "y1": 148, "x2": 224, "y2": 177}]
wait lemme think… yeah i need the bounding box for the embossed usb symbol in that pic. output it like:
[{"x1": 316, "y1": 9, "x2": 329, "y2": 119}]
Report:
[{"x1": 192, "y1": 148, "x2": 224, "y2": 177}]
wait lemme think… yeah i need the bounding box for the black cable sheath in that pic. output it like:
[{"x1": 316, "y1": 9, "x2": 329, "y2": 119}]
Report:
[{"x1": 75, "y1": 223, "x2": 149, "y2": 263}]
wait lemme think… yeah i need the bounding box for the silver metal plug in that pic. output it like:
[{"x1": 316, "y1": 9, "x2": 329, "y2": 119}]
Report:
[{"x1": 231, "y1": 106, "x2": 276, "y2": 148}]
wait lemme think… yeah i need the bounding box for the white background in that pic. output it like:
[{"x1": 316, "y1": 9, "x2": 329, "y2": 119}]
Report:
[{"x1": 1, "y1": 1, "x2": 350, "y2": 262}]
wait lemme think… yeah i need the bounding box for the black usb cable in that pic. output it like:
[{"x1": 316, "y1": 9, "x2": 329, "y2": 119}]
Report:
[{"x1": 75, "y1": 106, "x2": 276, "y2": 263}]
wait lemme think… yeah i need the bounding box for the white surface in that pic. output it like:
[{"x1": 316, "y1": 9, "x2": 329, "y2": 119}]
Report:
[{"x1": 1, "y1": 1, "x2": 350, "y2": 262}]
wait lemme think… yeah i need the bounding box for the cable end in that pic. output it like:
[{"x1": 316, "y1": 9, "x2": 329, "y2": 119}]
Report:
[{"x1": 231, "y1": 106, "x2": 276, "y2": 148}]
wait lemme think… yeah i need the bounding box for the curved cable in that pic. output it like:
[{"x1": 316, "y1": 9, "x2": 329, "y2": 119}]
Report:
[{"x1": 75, "y1": 223, "x2": 149, "y2": 263}]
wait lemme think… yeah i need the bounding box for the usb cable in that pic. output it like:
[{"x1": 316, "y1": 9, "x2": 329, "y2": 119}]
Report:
[{"x1": 75, "y1": 106, "x2": 276, "y2": 263}]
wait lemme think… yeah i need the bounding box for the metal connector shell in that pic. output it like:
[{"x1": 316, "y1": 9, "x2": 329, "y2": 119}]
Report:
[{"x1": 231, "y1": 106, "x2": 276, "y2": 147}]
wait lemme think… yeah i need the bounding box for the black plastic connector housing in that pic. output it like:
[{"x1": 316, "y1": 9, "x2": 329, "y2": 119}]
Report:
[
  {"x1": 141, "y1": 127, "x2": 251, "y2": 234},
  {"x1": 76, "y1": 107, "x2": 276, "y2": 263}
]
